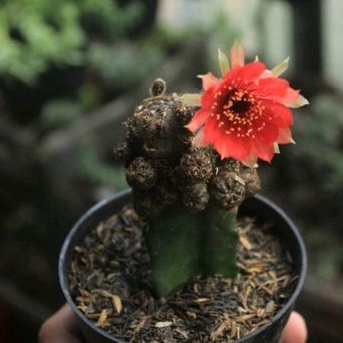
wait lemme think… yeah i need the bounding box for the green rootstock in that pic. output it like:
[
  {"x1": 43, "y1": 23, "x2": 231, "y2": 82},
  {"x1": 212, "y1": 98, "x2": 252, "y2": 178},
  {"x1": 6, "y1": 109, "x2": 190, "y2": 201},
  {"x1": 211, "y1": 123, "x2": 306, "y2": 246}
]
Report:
[{"x1": 146, "y1": 205, "x2": 238, "y2": 297}]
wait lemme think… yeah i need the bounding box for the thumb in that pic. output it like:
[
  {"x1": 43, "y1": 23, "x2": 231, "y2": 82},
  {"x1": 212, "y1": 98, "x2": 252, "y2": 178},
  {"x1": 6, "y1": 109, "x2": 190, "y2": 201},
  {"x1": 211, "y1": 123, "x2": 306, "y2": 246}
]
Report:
[
  {"x1": 38, "y1": 304, "x2": 84, "y2": 343},
  {"x1": 280, "y1": 311, "x2": 307, "y2": 343}
]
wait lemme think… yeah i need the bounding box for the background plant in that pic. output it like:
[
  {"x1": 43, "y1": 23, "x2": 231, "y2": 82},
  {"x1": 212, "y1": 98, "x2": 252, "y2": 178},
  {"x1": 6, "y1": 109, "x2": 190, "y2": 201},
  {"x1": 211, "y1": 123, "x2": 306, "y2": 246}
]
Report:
[{"x1": 0, "y1": 0, "x2": 143, "y2": 84}]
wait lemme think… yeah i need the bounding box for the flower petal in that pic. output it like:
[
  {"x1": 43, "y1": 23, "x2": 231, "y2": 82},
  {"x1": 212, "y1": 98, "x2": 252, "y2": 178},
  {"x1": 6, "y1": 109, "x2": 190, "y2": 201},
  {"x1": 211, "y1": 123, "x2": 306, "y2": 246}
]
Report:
[
  {"x1": 231, "y1": 137, "x2": 251, "y2": 160},
  {"x1": 192, "y1": 127, "x2": 206, "y2": 147},
  {"x1": 218, "y1": 49, "x2": 230, "y2": 76},
  {"x1": 282, "y1": 87, "x2": 301, "y2": 105},
  {"x1": 286, "y1": 94, "x2": 309, "y2": 108},
  {"x1": 251, "y1": 139, "x2": 275, "y2": 162},
  {"x1": 203, "y1": 115, "x2": 221, "y2": 144},
  {"x1": 271, "y1": 57, "x2": 289, "y2": 77},
  {"x1": 230, "y1": 40, "x2": 245, "y2": 68},
  {"x1": 215, "y1": 134, "x2": 251, "y2": 160},
  {"x1": 179, "y1": 93, "x2": 201, "y2": 106},
  {"x1": 186, "y1": 109, "x2": 210, "y2": 132},
  {"x1": 252, "y1": 77, "x2": 290, "y2": 100},
  {"x1": 262, "y1": 101, "x2": 294, "y2": 127},
  {"x1": 203, "y1": 119, "x2": 252, "y2": 160},
  {"x1": 198, "y1": 72, "x2": 220, "y2": 91},
  {"x1": 277, "y1": 127, "x2": 295, "y2": 144},
  {"x1": 233, "y1": 61, "x2": 266, "y2": 83},
  {"x1": 254, "y1": 120, "x2": 279, "y2": 143},
  {"x1": 242, "y1": 153, "x2": 258, "y2": 168}
]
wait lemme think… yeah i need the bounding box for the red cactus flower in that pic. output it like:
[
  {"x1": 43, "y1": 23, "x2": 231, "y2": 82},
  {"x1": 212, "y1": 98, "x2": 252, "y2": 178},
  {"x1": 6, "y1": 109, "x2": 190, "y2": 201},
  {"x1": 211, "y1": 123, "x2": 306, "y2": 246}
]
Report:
[{"x1": 181, "y1": 42, "x2": 308, "y2": 167}]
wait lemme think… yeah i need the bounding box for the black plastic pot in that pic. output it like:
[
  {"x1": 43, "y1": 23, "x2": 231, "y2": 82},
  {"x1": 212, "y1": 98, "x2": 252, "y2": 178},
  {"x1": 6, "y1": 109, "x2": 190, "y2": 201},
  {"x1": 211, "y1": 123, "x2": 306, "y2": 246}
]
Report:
[{"x1": 59, "y1": 189, "x2": 307, "y2": 343}]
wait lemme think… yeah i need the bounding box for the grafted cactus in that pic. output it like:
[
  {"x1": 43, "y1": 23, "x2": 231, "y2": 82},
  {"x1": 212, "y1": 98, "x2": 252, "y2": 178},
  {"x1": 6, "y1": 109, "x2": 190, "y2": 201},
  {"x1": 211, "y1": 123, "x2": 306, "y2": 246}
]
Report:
[{"x1": 115, "y1": 79, "x2": 261, "y2": 297}]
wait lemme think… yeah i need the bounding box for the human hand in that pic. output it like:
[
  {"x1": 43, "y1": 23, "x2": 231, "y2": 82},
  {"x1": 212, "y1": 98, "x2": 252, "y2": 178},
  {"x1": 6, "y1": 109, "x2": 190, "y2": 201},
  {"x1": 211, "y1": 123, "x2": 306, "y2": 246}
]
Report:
[
  {"x1": 280, "y1": 311, "x2": 307, "y2": 343},
  {"x1": 38, "y1": 304, "x2": 83, "y2": 343},
  {"x1": 39, "y1": 305, "x2": 307, "y2": 343}
]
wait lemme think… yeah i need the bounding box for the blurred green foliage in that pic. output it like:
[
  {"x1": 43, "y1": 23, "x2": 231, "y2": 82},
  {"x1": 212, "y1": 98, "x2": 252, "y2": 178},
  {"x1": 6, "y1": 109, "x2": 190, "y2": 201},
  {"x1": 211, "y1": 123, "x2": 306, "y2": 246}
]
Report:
[
  {"x1": 87, "y1": 41, "x2": 164, "y2": 93},
  {"x1": 40, "y1": 26, "x2": 190, "y2": 130},
  {"x1": 0, "y1": 0, "x2": 142, "y2": 84},
  {"x1": 77, "y1": 142, "x2": 127, "y2": 191},
  {"x1": 289, "y1": 93, "x2": 343, "y2": 191},
  {"x1": 41, "y1": 98, "x2": 83, "y2": 130}
]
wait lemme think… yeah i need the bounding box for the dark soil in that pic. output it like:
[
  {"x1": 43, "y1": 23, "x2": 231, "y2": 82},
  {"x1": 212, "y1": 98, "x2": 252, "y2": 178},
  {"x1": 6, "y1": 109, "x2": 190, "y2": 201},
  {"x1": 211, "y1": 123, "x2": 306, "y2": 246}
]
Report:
[{"x1": 68, "y1": 205, "x2": 297, "y2": 342}]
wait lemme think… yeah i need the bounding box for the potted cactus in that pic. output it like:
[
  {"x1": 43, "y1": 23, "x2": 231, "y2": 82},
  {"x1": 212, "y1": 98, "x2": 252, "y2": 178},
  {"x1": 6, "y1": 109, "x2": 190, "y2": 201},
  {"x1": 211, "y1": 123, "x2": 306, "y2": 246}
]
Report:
[{"x1": 59, "y1": 42, "x2": 308, "y2": 343}]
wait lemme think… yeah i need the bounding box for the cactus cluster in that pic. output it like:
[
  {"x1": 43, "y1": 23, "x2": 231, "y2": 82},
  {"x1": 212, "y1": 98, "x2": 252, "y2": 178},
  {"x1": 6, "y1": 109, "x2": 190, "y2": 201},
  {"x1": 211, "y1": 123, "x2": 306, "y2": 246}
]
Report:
[{"x1": 115, "y1": 79, "x2": 261, "y2": 218}]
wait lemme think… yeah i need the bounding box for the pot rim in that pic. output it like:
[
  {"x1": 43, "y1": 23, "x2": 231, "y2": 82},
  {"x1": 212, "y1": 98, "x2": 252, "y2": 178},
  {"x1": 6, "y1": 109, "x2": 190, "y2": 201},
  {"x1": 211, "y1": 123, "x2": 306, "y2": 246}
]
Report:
[{"x1": 59, "y1": 189, "x2": 307, "y2": 343}]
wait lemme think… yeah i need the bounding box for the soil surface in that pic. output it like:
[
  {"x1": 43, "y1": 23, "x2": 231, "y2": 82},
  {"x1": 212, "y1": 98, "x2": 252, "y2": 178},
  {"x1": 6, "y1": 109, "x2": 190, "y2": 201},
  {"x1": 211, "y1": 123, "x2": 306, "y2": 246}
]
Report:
[{"x1": 68, "y1": 205, "x2": 297, "y2": 342}]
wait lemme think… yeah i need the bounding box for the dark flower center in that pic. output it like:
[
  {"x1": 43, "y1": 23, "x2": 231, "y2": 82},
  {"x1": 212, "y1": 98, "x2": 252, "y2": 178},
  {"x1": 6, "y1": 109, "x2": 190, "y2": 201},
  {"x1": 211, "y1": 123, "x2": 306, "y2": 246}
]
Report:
[
  {"x1": 230, "y1": 99, "x2": 251, "y2": 115},
  {"x1": 219, "y1": 89, "x2": 252, "y2": 118}
]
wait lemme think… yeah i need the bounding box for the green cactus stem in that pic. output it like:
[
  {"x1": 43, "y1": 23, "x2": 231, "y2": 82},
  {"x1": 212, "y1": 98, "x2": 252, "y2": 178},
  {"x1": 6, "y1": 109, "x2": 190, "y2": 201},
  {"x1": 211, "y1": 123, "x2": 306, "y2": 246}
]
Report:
[
  {"x1": 146, "y1": 205, "x2": 201, "y2": 297},
  {"x1": 201, "y1": 206, "x2": 238, "y2": 277},
  {"x1": 146, "y1": 205, "x2": 238, "y2": 297}
]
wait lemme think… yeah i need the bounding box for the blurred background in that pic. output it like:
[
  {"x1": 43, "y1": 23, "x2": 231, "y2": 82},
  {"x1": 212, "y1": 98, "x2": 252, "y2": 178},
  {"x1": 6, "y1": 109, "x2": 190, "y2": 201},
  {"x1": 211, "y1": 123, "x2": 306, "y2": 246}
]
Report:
[{"x1": 0, "y1": 0, "x2": 342, "y2": 342}]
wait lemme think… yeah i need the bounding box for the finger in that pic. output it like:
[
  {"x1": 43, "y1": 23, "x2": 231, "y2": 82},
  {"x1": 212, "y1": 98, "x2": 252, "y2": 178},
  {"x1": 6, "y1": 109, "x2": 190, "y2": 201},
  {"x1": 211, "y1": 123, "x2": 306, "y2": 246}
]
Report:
[
  {"x1": 281, "y1": 311, "x2": 307, "y2": 343},
  {"x1": 38, "y1": 304, "x2": 83, "y2": 343}
]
